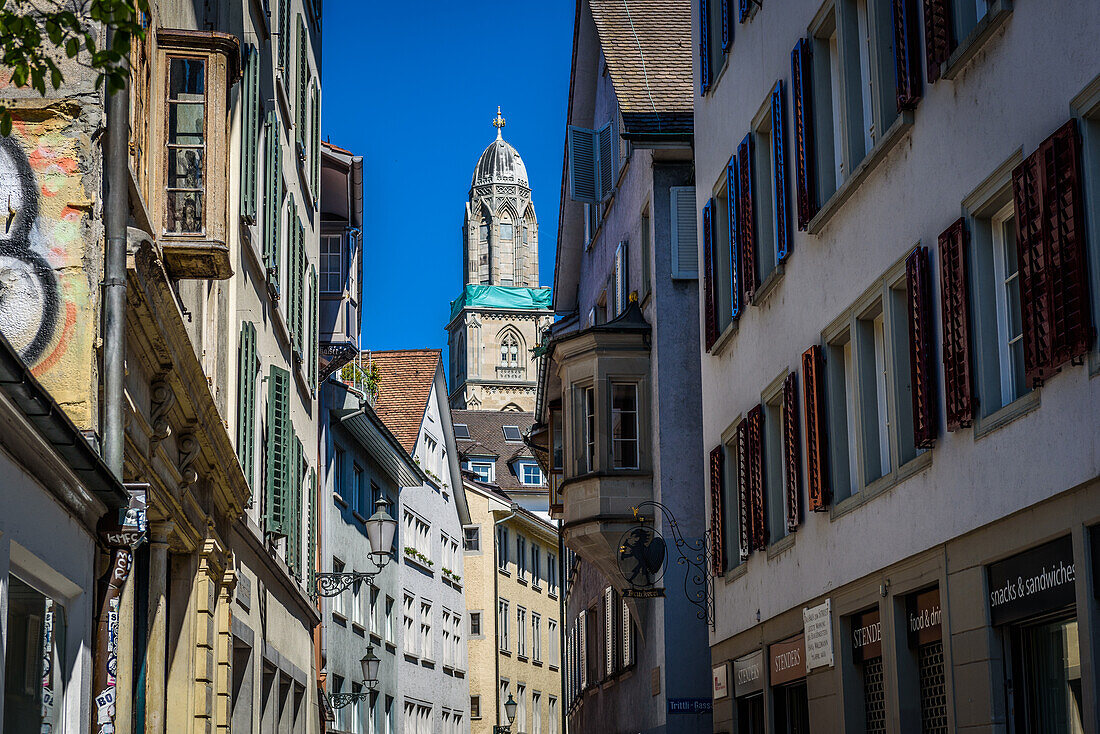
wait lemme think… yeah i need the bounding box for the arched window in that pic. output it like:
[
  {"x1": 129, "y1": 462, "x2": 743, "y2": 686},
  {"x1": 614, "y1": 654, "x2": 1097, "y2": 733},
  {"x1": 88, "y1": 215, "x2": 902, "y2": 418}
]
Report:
[{"x1": 500, "y1": 333, "x2": 520, "y2": 367}]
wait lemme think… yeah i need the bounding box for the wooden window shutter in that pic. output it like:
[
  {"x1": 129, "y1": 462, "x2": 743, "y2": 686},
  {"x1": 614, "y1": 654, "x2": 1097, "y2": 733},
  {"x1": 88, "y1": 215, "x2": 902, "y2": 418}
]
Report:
[
  {"x1": 747, "y1": 405, "x2": 767, "y2": 550},
  {"x1": 738, "y1": 0, "x2": 750, "y2": 23},
  {"x1": 621, "y1": 602, "x2": 632, "y2": 667},
  {"x1": 264, "y1": 112, "x2": 282, "y2": 279},
  {"x1": 237, "y1": 321, "x2": 258, "y2": 486},
  {"x1": 309, "y1": 266, "x2": 319, "y2": 390},
  {"x1": 922, "y1": 0, "x2": 953, "y2": 84},
  {"x1": 296, "y1": 15, "x2": 308, "y2": 147},
  {"x1": 782, "y1": 373, "x2": 802, "y2": 533},
  {"x1": 311, "y1": 80, "x2": 321, "y2": 203},
  {"x1": 791, "y1": 39, "x2": 817, "y2": 230},
  {"x1": 726, "y1": 157, "x2": 743, "y2": 320},
  {"x1": 891, "y1": 0, "x2": 922, "y2": 110},
  {"x1": 771, "y1": 81, "x2": 791, "y2": 262},
  {"x1": 278, "y1": 0, "x2": 290, "y2": 85},
  {"x1": 801, "y1": 345, "x2": 830, "y2": 511},
  {"x1": 567, "y1": 125, "x2": 599, "y2": 203},
  {"x1": 906, "y1": 246, "x2": 937, "y2": 448},
  {"x1": 604, "y1": 587, "x2": 614, "y2": 677},
  {"x1": 703, "y1": 200, "x2": 719, "y2": 350},
  {"x1": 699, "y1": 0, "x2": 711, "y2": 94},
  {"x1": 735, "y1": 419, "x2": 751, "y2": 561},
  {"x1": 670, "y1": 186, "x2": 699, "y2": 278},
  {"x1": 296, "y1": 219, "x2": 307, "y2": 350},
  {"x1": 709, "y1": 445, "x2": 726, "y2": 575},
  {"x1": 598, "y1": 122, "x2": 615, "y2": 200},
  {"x1": 240, "y1": 46, "x2": 260, "y2": 224},
  {"x1": 579, "y1": 610, "x2": 587, "y2": 689},
  {"x1": 721, "y1": 0, "x2": 732, "y2": 51},
  {"x1": 265, "y1": 365, "x2": 291, "y2": 534},
  {"x1": 287, "y1": 435, "x2": 303, "y2": 577},
  {"x1": 1013, "y1": 119, "x2": 1093, "y2": 386},
  {"x1": 737, "y1": 134, "x2": 758, "y2": 300},
  {"x1": 937, "y1": 218, "x2": 975, "y2": 430},
  {"x1": 308, "y1": 467, "x2": 317, "y2": 587}
]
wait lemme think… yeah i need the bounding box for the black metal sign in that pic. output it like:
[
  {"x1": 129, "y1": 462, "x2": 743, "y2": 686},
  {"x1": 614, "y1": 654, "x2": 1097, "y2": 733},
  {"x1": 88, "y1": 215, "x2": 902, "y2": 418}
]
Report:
[{"x1": 987, "y1": 535, "x2": 1075, "y2": 626}]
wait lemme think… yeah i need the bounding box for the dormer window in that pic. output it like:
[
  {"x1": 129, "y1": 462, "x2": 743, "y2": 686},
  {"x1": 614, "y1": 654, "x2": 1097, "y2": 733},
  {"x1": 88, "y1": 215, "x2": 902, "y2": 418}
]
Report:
[{"x1": 516, "y1": 460, "x2": 543, "y2": 486}]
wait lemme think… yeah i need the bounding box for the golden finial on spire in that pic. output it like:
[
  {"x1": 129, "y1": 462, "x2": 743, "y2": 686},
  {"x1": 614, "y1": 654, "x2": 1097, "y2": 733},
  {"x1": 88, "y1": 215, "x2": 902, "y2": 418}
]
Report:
[{"x1": 493, "y1": 105, "x2": 506, "y2": 139}]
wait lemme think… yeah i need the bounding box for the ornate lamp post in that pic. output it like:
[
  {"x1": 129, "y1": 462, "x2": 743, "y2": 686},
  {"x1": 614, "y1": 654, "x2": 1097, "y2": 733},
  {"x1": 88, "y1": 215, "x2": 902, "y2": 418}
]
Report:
[
  {"x1": 328, "y1": 647, "x2": 380, "y2": 709},
  {"x1": 313, "y1": 498, "x2": 397, "y2": 598}
]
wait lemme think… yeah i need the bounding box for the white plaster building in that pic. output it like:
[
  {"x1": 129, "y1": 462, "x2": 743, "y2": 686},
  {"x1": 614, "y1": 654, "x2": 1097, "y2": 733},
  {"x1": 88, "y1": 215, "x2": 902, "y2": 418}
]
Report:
[{"x1": 694, "y1": 0, "x2": 1100, "y2": 730}]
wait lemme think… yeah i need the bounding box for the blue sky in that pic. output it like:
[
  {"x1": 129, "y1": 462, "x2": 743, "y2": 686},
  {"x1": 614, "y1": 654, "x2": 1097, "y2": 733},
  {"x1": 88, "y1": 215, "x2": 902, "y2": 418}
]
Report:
[{"x1": 321, "y1": 1, "x2": 574, "y2": 353}]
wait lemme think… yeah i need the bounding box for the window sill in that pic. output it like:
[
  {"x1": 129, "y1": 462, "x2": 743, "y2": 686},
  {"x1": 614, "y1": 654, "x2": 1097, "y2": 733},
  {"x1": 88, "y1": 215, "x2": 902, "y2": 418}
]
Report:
[
  {"x1": 830, "y1": 450, "x2": 933, "y2": 521},
  {"x1": 549, "y1": 664, "x2": 560, "y2": 672},
  {"x1": 765, "y1": 532, "x2": 795, "y2": 560},
  {"x1": 517, "y1": 578, "x2": 528, "y2": 586},
  {"x1": 533, "y1": 659, "x2": 543, "y2": 667},
  {"x1": 352, "y1": 510, "x2": 367, "y2": 524},
  {"x1": 973, "y1": 389, "x2": 1040, "y2": 441},
  {"x1": 751, "y1": 262, "x2": 785, "y2": 308},
  {"x1": 500, "y1": 649, "x2": 512, "y2": 657},
  {"x1": 518, "y1": 655, "x2": 529, "y2": 662},
  {"x1": 807, "y1": 111, "x2": 915, "y2": 236},
  {"x1": 498, "y1": 569, "x2": 511, "y2": 577},
  {"x1": 708, "y1": 318, "x2": 739, "y2": 357},
  {"x1": 403, "y1": 554, "x2": 434, "y2": 575},
  {"x1": 532, "y1": 584, "x2": 542, "y2": 593},
  {"x1": 723, "y1": 562, "x2": 748, "y2": 585},
  {"x1": 333, "y1": 611, "x2": 348, "y2": 625},
  {"x1": 940, "y1": 0, "x2": 1012, "y2": 82},
  {"x1": 351, "y1": 622, "x2": 366, "y2": 637},
  {"x1": 548, "y1": 593, "x2": 558, "y2": 601},
  {"x1": 333, "y1": 492, "x2": 348, "y2": 509},
  {"x1": 370, "y1": 632, "x2": 382, "y2": 645}
]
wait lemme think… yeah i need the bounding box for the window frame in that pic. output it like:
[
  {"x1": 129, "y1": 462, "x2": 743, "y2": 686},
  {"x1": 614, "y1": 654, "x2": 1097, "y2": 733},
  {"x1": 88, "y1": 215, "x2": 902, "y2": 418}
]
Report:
[
  {"x1": 463, "y1": 525, "x2": 482, "y2": 553},
  {"x1": 320, "y1": 233, "x2": 346, "y2": 293},
  {"x1": 609, "y1": 381, "x2": 641, "y2": 470}
]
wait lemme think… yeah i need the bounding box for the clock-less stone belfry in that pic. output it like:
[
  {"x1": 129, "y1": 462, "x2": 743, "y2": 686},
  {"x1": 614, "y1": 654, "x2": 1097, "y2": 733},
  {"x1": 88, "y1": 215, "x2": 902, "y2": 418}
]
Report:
[{"x1": 447, "y1": 108, "x2": 553, "y2": 411}]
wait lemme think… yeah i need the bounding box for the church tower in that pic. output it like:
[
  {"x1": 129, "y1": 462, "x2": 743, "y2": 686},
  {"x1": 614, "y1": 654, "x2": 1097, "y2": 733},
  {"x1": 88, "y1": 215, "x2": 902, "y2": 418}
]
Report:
[{"x1": 447, "y1": 109, "x2": 553, "y2": 411}]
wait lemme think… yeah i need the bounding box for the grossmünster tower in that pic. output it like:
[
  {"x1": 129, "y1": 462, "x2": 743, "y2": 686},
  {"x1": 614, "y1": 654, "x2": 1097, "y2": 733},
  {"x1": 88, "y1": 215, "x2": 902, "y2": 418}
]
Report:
[{"x1": 447, "y1": 109, "x2": 552, "y2": 411}]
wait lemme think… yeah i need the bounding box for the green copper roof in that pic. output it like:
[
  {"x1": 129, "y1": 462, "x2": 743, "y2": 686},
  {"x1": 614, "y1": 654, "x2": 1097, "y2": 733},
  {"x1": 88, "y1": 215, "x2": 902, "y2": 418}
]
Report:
[{"x1": 449, "y1": 285, "x2": 552, "y2": 322}]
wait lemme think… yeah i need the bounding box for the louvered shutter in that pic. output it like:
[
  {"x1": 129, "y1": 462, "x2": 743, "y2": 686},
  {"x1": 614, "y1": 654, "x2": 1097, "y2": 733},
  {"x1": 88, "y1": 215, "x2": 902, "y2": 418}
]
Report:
[
  {"x1": 296, "y1": 15, "x2": 308, "y2": 147},
  {"x1": 264, "y1": 112, "x2": 282, "y2": 279},
  {"x1": 308, "y1": 467, "x2": 317, "y2": 586},
  {"x1": 891, "y1": 0, "x2": 922, "y2": 110},
  {"x1": 735, "y1": 419, "x2": 751, "y2": 561},
  {"x1": 278, "y1": 0, "x2": 290, "y2": 85},
  {"x1": 906, "y1": 246, "x2": 936, "y2": 448},
  {"x1": 671, "y1": 187, "x2": 699, "y2": 278},
  {"x1": 747, "y1": 404, "x2": 767, "y2": 550},
  {"x1": 783, "y1": 373, "x2": 802, "y2": 533},
  {"x1": 737, "y1": 134, "x2": 758, "y2": 300},
  {"x1": 699, "y1": 0, "x2": 711, "y2": 94},
  {"x1": 721, "y1": 0, "x2": 732, "y2": 51},
  {"x1": 237, "y1": 321, "x2": 257, "y2": 486},
  {"x1": 802, "y1": 345, "x2": 830, "y2": 511},
  {"x1": 599, "y1": 121, "x2": 616, "y2": 199},
  {"x1": 922, "y1": 0, "x2": 953, "y2": 84},
  {"x1": 265, "y1": 365, "x2": 291, "y2": 534},
  {"x1": 738, "y1": 0, "x2": 749, "y2": 23},
  {"x1": 938, "y1": 218, "x2": 975, "y2": 430},
  {"x1": 771, "y1": 81, "x2": 791, "y2": 262},
  {"x1": 791, "y1": 39, "x2": 817, "y2": 230},
  {"x1": 287, "y1": 434, "x2": 303, "y2": 577},
  {"x1": 614, "y1": 241, "x2": 628, "y2": 315},
  {"x1": 621, "y1": 602, "x2": 632, "y2": 667},
  {"x1": 309, "y1": 266, "x2": 319, "y2": 390},
  {"x1": 727, "y1": 157, "x2": 743, "y2": 320},
  {"x1": 579, "y1": 610, "x2": 587, "y2": 689},
  {"x1": 297, "y1": 219, "x2": 307, "y2": 350},
  {"x1": 311, "y1": 80, "x2": 321, "y2": 203},
  {"x1": 1013, "y1": 119, "x2": 1093, "y2": 386},
  {"x1": 567, "y1": 125, "x2": 599, "y2": 203},
  {"x1": 703, "y1": 200, "x2": 719, "y2": 349},
  {"x1": 709, "y1": 445, "x2": 726, "y2": 575},
  {"x1": 604, "y1": 587, "x2": 614, "y2": 678},
  {"x1": 240, "y1": 46, "x2": 260, "y2": 223}
]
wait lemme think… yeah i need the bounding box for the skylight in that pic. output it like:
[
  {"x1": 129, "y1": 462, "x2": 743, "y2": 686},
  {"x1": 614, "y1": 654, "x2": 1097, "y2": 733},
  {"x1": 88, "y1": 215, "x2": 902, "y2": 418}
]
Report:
[
  {"x1": 453, "y1": 423, "x2": 471, "y2": 440},
  {"x1": 502, "y1": 425, "x2": 523, "y2": 442}
]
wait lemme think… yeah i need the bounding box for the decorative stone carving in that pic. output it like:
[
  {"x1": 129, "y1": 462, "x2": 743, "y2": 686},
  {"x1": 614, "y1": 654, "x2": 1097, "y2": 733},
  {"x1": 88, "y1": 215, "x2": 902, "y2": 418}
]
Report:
[
  {"x1": 178, "y1": 432, "x2": 201, "y2": 491},
  {"x1": 149, "y1": 379, "x2": 175, "y2": 446}
]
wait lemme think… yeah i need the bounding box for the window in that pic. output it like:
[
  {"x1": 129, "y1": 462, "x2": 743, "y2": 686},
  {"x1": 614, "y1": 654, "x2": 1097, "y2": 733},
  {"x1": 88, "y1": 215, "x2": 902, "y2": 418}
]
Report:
[
  {"x1": 320, "y1": 234, "x2": 345, "y2": 292},
  {"x1": 403, "y1": 510, "x2": 432, "y2": 562},
  {"x1": 567, "y1": 119, "x2": 618, "y2": 204},
  {"x1": 703, "y1": 0, "x2": 726, "y2": 91},
  {"x1": 532, "y1": 613, "x2": 542, "y2": 662},
  {"x1": 531, "y1": 546, "x2": 541, "y2": 586},
  {"x1": 471, "y1": 696, "x2": 481, "y2": 720},
  {"x1": 464, "y1": 525, "x2": 481, "y2": 552},
  {"x1": 370, "y1": 586, "x2": 380, "y2": 636},
  {"x1": 573, "y1": 385, "x2": 596, "y2": 474},
  {"x1": 333, "y1": 559, "x2": 349, "y2": 619},
  {"x1": 420, "y1": 601, "x2": 433, "y2": 661},
  {"x1": 4, "y1": 575, "x2": 65, "y2": 733},
  {"x1": 548, "y1": 697, "x2": 558, "y2": 734},
  {"x1": 518, "y1": 461, "x2": 543, "y2": 486},
  {"x1": 333, "y1": 447, "x2": 346, "y2": 496},
  {"x1": 499, "y1": 599, "x2": 510, "y2": 651},
  {"x1": 549, "y1": 620, "x2": 560, "y2": 667},
  {"x1": 403, "y1": 594, "x2": 415, "y2": 656},
  {"x1": 763, "y1": 387, "x2": 787, "y2": 542},
  {"x1": 640, "y1": 206, "x2": 652, "y2": 299},
  {"x1": 516, "y1": 535, "x2": 527, "y2": 580},
  {"x1": 500, "y1": 335, "x2": 520, "y2": 368},
  {"x1": 441, "y1": 608, "x2": 453, "y2": 667},
  {"x1": 516, "y1": 683, "x2": 527, "y2": 730},
  {"x1": 497, "y1": 526, "x2": 509, "y2": 570},
  {"x1": 517, "y1": 607, "x2": 528, "y2": 657},
  {"x1": 353, "y1": 463, "x2": 365, "y2": 515},
  {"x1": 385, "y1": 596, "x2": 395, "y2": 643},
  {"x1": 750, "y1": 116, "x2": 779, "y2": 288},
  {"x1": 611, "y1": 383, "x2": 639, "y2": 469},
  {"x1": 453, "y1": 423, "x2": 471, "y2": 440},
  {"x1": 533, "y1": 691, "x2": 542, "y2": 734},
  {"x1": 502, "y1": 425, "x2": 523, "y2": 442},
  {"x1": 467, "y1": 460, "x2": 494, "y2": 483},
  {"x1": 950, "y1": 0, "x2": 990, "y2": 49},
  {"x1": 547, "y1": 554, "x2": 557, "y2": 596},
  {"x1": 165, "y1": 57, "x2": 206, "y2": 234},
  {"x1": 500, "y1": 222, "x2": 514, "y2": 240},
  {"x1": 810, "y1": 16, "x2": 844, "y2": 201},
  {"x1": 470, "y1": 611, "x2": 482, "y2": 637}
]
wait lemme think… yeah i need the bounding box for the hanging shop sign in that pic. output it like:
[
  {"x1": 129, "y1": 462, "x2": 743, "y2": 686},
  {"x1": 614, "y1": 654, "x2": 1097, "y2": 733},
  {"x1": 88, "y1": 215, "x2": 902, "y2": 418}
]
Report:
[
  {"x1": 732, "y1": 650, "x2": 764, "y2": 698},
  {"x1": 617, "y1": 525, "x2": 667, "y2": 590},
  {"x1": 712, "y1": 662, "x2": 729, "y2": 699},
  {"x1": 803, "y1": 599, "x2": 834, "y2": 670},
  {"x1": 987, "y1": 535, "x2": 1075, "y2": 626},
  {"x1": 769, "y1": 634, "x2": 806, "y2": 686},
  {"x1": 906, "y1": 587, "x2": 942, "y2": 647},
  {"x1": 851, "y1": 608, "x2": 882, "y2": 662}
]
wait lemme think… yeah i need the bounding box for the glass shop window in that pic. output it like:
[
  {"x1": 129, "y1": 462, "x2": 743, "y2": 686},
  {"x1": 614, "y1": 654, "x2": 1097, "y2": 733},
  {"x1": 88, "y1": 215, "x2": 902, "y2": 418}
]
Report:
[{"x1": 4, "y1": 575, "x2": 66, "y2": 734}]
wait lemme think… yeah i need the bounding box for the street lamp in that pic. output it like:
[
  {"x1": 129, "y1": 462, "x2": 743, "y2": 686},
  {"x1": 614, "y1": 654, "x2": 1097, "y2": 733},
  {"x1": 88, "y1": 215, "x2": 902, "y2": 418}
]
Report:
[
  {"x1": 504, "y1": 693, "x2": 518, "y2": 724},
  {"x1": 313, "y1": 498, "x2": 396, "y2": 598},
  {"x1": 329, "y1": 646, "x2": 380, "y2": 710}
]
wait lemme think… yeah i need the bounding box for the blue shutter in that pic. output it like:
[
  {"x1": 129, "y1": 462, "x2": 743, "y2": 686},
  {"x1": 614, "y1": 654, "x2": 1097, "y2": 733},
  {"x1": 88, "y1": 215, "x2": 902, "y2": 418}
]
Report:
[
  {"x1": 721, "y1": 0, "x2": 732, "y2": 51},
  {"x1": 726, "y1": 156, "x2": 741, "y2": 320},
  {"x1": 738, "y1": 0, "x2": 749, "y2": 23},
  {"x1": 699, "y1": 0, "x2": 711, "y2": 94},
  {"x1": 567, "y1": 125, "x2": 599, "y2": 203},
  {"x1": 598, "y1": 121, "x2": 614, "y2": 200},
  {"x1": 771, "y1": 81, "x2": 790, "y2": 262},
  {"x1": 791, "y1": 39, "x2": 817, "y2": 230}
]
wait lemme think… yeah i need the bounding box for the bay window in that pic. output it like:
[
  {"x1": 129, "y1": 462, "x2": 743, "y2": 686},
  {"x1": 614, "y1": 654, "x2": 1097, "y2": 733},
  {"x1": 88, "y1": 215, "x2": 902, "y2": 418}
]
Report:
[
  {"x1": 166, "y1": 57, "x2": 206, "y2": 234},
  {"x1": 611, "y1": 383, "x2": 639, "y2": 469}
]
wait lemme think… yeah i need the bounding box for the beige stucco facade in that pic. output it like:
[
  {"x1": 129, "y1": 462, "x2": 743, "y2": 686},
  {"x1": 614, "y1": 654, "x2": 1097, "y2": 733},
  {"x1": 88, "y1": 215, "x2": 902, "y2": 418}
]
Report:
[{"x1": 463, "y1": 480, "x2": 562, "y2": 733}]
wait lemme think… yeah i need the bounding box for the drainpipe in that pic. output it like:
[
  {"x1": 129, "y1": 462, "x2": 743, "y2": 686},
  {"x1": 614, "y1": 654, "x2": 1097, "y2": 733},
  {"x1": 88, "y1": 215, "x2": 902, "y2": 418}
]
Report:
[
  {"x1": 93, "y1": 23, "x2": 132, "y2": 734},
  {"x1": 558, "y1": 522, "x2": 567, "y2": 734},
  {"x1": 494, "y1": 502, "x2": 518, "y2": 727}
]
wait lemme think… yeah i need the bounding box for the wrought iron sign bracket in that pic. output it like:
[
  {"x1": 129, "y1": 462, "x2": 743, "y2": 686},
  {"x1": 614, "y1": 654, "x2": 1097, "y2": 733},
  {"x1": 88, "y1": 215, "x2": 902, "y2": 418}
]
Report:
[
  {"x1": 328, "y1": 690, "x2": 372, "y2": 709},
  {"x1": 631, "y1": 501, "x2": 715, "y2": 629}
]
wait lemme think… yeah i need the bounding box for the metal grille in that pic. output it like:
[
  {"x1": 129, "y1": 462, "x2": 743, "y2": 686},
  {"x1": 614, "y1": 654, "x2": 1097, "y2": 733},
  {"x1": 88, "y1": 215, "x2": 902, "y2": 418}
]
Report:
[
  {"x1": 863, "y1": 656, "x2": 887, "y2": 734},
  {"x1": 919, "y1": 642, "x2": 949, "y2": 734}
]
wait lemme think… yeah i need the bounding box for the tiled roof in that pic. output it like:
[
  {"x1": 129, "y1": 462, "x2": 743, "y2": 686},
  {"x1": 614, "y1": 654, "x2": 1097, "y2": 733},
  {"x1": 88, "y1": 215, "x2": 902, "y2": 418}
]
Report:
[
  {"x1": 368, "y1": 350, "x2": 440, "y2": 454},
  {"x1": 452, "y1": 409, "x2": 537, "y2": 492},
  {"x1": 589, "y1": 0, "x2": 694, "y2": 133}
]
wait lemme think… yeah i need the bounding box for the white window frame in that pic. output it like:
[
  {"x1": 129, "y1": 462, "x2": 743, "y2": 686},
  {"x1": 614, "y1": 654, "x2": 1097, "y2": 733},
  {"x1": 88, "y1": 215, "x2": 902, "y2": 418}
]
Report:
[
  {"x1": 499, "y1": 599, "x2": 510, "y2": 652},
  {"x1": 320, "y1": 233, "x2": 345, "y2": 293}
]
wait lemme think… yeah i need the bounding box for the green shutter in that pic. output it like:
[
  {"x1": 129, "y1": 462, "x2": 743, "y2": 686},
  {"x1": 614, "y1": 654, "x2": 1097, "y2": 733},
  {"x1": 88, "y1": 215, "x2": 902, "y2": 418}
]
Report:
[
  {"x1": 286, "y1": 202, "x2": 304, "y2": 352},
  {"x1": 278, "y1": 0, "x2": 290, "y2": 87},
  {"x1": 264, "y1": 114, "x2": 283, "y2": 282},
  {"x1": 307, "y1": 467, "x2": 317, "y2": 586},
  {"x1": 309, "y1": 265, "x2": 318, "y2": 390},
  {"x1": 288, "y1": 434, "x2": 304, "y2": 578},
  {"x1": 311, "y1": 81, "x2": 321, "y2": 203},
  {"x1": 236, "y1": 321, "x2": 257, "y2": 487},
  {"x1": 296, "y1": 15, "x2": 307, "y2": 148},
  {"x1": 296, "y1": 218, "x2": 306, "y2": 351},
  {"x1": 239, "y1": 46, "x2": 260, "y2": 223},
  {"x1": 265, "y1": 365, "x2": 291, "y2": 534}
]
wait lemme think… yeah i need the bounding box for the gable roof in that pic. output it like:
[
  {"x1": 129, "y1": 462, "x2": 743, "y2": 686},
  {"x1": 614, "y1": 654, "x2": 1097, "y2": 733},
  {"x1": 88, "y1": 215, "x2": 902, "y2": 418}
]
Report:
[
  {"x1": 589, "y1": 0, "x2": 694, "y2": 134},
  {"x1": 368, "y1": 350, "x2": 441, "y2": 453},
  {"x1": 452, "y1": 409, "x2": 538, "y2": 493}
]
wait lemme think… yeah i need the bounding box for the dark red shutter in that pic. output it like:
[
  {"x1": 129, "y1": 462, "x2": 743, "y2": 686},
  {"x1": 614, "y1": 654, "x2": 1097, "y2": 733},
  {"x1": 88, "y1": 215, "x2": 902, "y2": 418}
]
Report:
[
  {"x1": 891, "y1": 0, "x2": 922, "y2": 110},
  {"x1": 783, "y1": 372, "x2": 802, "y2": 533},
  {"x1": 736, "y1": 419, "x2": 751, "y2": 561},
  {"x1": 703, "y1": 200, "x2": 719, "y2": 350},
  {"x1": 747, "y1": 404, "x2": 767, "y2": 550},
  {"x1": 938, "y1": 219, "x2": 975, "y2": 430},
  {"x1": 802, "y1": 345, "x2": 830, "y2": 511},
  {"x1": 709, "y1": 445, "x2": 726, "y2": 575},
  {"x1": 1013, "y1": 119, "x2": 1094, "y2": 386},
  {"x1": 700, "y1": 0, "x2": 711, "y2": 94},
  {"x1": 727, "y1": 157, "x2": 743, "y2": 320},
  {"x1": 772, "y1": 81, "x2": 791, "y2": 262},
  {"x1": 922, "y1": 0, "x2": 954, "y2": 83},
  {"x1": 906, "y1": 246, "x2": 936, "y2": 448},
  {"x1": 737, "y1": 134, "x2": 758, "y2": 301},
  {"x1": 791, "y1": 39, "x2": 817, "y2": 230}
]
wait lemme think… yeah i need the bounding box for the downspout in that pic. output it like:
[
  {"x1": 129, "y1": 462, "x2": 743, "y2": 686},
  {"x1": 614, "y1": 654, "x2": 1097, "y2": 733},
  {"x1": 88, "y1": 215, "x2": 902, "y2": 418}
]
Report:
[
  {"x1": 494, "y1": 502, "x2": 518, "y2": 727},
  {"x1": 93, "y1": 22, "x2": 133, "y2": 734},
  {"x1": 558, "y1": 522, "x2": 567, "y2": 734}
]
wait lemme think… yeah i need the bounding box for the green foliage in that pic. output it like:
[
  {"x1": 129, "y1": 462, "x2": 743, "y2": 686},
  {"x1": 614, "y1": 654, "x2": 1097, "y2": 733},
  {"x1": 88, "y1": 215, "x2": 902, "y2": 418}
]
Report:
[{"x1": 0, "y1": 0, "x2": 149, "y2": 135}]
